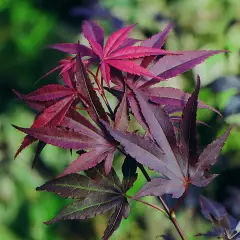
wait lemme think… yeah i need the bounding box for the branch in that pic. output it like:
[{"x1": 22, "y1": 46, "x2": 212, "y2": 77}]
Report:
[{"x1": 138, "y1": 164, "x2": 187, "y2": 240}]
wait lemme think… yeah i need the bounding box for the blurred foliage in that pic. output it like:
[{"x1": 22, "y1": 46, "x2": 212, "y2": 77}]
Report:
[{"x1": 0, "y1": 0, "x2": 239, "y2": 239}]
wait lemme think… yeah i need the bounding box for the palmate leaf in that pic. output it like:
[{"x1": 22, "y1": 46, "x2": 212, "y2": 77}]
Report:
[
  {"x1": 14, "y1": 107, "x2": 117, "y2": 176},
  {"x1": 197, "y1": 196, "x2": 240, "y2": 239},
  {"x1": 37, "y1": 165, "x2": 136, "y2": 240},
  {"x1": 13, "y1": 70, "x2": 91, "y2": 161},
  {"x1": 81, "y1": 22, "x2": 179, "y2": 86},
  {"x1": 14, "y1": 45, "x2": 115, "y2": 172},
  {"x1": 114, "y1": 84, "x2": 129, "y2": 131},
  {"x1": 102, "y1": 76, "x2": 231, "y2": 200},
  {"x1": 14, "y1": 94, "x2": 75, "y2": 159}
]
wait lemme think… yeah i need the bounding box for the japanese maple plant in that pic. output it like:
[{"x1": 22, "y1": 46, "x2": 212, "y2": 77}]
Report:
[{"x1": 13, "y1": 21, "x2": 234, "y2": 239}]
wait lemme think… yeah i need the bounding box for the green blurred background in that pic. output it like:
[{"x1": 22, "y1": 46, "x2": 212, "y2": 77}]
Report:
[{"x1": 0, "y1": 0, "x2": 239, "y2": 239}]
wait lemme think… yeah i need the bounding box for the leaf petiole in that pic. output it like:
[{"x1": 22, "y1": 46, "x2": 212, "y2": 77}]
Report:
[{"x1": 133, "y1": 197, "x2": 167, "y2": 216}]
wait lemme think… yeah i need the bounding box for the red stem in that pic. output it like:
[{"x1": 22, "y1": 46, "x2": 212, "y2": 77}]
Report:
[
  {"x1": 138, "y1": 164, "x2": 187, "y2": 240},
  {"x1": 133, "y1": 198, "x2": 167, "y2": 216},
  {"x1": 89, "y1": 65, "x2": 114, "y2": 119}
]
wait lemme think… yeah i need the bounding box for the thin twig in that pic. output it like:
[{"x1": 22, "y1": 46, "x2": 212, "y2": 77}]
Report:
[
  {"x1": 90, "y1": 66, "x2": 115, "y2": 120},
  {"x1": 133, "y1": 198, "x2": 167, "y2": 216},
  {"x1": 138, "y1": 164, "x2": 187, "y2": 240}
]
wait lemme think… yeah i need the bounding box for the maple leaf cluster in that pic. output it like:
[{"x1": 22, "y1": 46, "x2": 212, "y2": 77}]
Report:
[{"x1": 13, "y1": 21, "x2": 231, "y2": 239}]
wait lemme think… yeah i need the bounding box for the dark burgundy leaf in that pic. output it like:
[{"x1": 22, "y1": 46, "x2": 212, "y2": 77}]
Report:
[
  {"x1": 85, "y1": 163, "x2": 122, "y2": 190},
  {"x1": 102, "y1": 199, "x2": 129, "y2": 240},
  {"x1": 100, "y1": 62, "x2": 111, "y2": 87},
  {"x1": 121, "y1": 155, "x2": 138, "y2": 192},
  {"x1": 30, "y1": 95, "x2": 74, "y2": 128},
  {"x1": 57, "y1": 147, "x2": 115, "y2": 178},
  {"x1": 13, "y1": 125, "x2": 105, "y2": 150},
  {"x1": 82, "y1": 20, "x2": 105, "y2": 48},
  {"x1": 32, "y1": 141, "x2": 46, "y2": 168},
  {"x1": 14, "y1": 95, "x2": 75, "y2": 158},
  {"x1": 132, "y1": 177, "x2": 185, "y2": 199},
  {"x1": 140, "y1": 22, "x2": 173, "y2": 68},
  {"x1": 104, "y1": 77, "x2": 228, "y2": 200},
  {"x1": 142, "y1": 23, "x2": 173, "y2": 49},
  {"x1": 37, "y1": 164, "x2": 131, "y2": 238},
  {"x1": 195, "y1": 230, "x2": 222, "y2": 238},
  {"x1": 198, "y1": 196, "x2": 240, "y2": 239},
  {"x1": 200, "y1": 196, "x2": 227, "y2": 221},
  {"x1": 13, "y1": 89, "x2": 54, "y2": 112},
  {"x1": 37, "y1": 173, "x2": 117, "y2": 199},
  {"x1": 48, "y1": 43, "x2": 94, "y2": 56},
  {"x1": 45, "y1": 194, "x2": 121, "y2": 225},
  {"x1": 62, "y1": 70, "x2": 74, "y2": 88},
  {"x1": 114, "y1": 84, "x2": 129, "y2": 131},
  {"x1": 117, "y1": 38, "x2": 140, "y2": 50},
  {"x1": 131, "y1": 87, "x2": 180, "y2": 178},
  {"x1": 16, "y1": 84, "x2": 76, "y2": 102},
  {"x1": 104, "y1": 149, "x2": 116, "y2": 176},
  {"x1": 61, "y1": 109, "x2": 104, "y2": 139},
  {"x1": 128, "y1": 94, "x2": 149, "y2": 132},
  {"x1": 147, "y1": 50, "x2": 226, "y2": 80},
  {"x1": 179, "y1": 76, "x2": 200, "y2": 167},
  {"x1": 101, "y1": 122, "x2": 180, "y2": 179},
  {"x1": 145, "y1": 87, "x2": 221, "y2": 116},
  {"x1": 195, "y1": 127, "x2": 231, "y2": 173},
  {"x1": 75, "y1": 53, "x2": 109, "y2": 124},
  {"x1": 170, "y1": 115, "x2": 210, "y2": 127}
]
